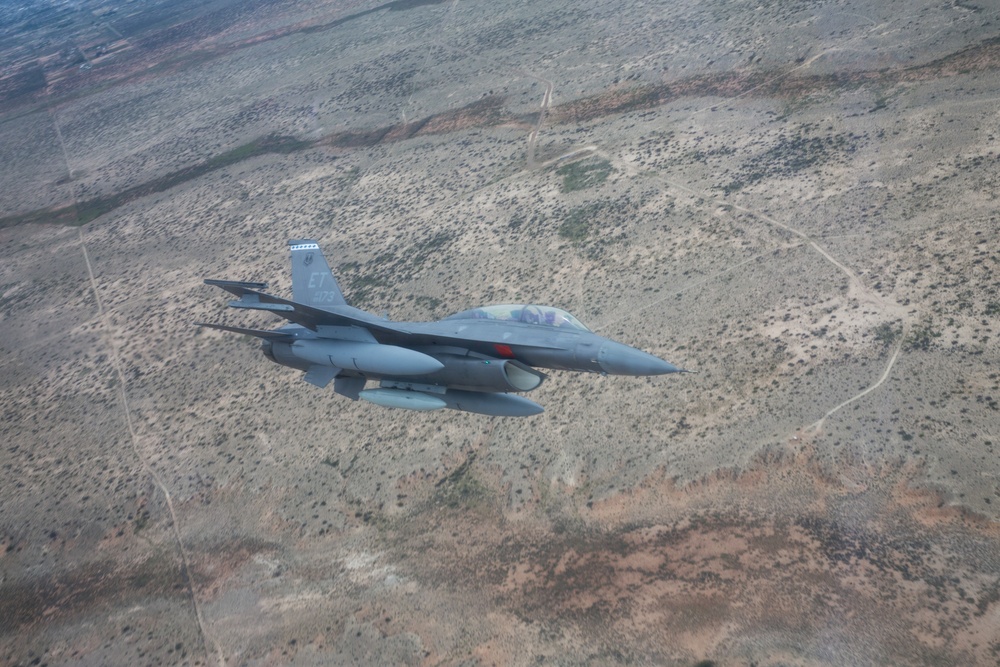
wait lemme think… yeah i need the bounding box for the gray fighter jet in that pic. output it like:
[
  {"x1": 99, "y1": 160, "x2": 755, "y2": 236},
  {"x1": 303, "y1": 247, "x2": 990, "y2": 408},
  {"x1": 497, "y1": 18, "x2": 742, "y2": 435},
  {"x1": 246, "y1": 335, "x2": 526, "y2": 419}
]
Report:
[{"x1": 197, "y1": 240, "x2": 685, "y2": 416}]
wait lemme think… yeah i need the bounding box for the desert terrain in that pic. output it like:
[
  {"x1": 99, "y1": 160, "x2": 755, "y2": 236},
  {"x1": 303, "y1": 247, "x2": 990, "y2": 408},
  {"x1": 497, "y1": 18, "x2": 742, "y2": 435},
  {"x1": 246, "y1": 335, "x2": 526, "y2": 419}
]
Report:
[{"x1": 1, "y1": 0, "x2": 999, "y2": 664}]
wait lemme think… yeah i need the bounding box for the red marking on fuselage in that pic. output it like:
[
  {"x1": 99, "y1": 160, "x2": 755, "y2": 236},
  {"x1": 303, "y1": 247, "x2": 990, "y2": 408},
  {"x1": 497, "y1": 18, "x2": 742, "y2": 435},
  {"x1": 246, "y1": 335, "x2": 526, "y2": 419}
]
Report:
[{"x1": 494, "y1": 343, "x2": 515, "y2": 358}]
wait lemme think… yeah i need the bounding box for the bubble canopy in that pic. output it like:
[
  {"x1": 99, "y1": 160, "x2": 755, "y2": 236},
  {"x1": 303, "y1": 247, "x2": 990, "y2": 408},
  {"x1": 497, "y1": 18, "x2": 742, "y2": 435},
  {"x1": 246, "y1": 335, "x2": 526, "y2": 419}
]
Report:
[{"x1": 443, "y1": 304, "x2": 591, "y2": 332}]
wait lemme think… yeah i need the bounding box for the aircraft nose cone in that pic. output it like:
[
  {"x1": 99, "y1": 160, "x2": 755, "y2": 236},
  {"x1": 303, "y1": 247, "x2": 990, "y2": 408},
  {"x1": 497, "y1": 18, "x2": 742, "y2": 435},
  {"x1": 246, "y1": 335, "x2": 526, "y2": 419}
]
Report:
[{"x1": 598, "y1": 341, "x2": 680, "y2": 376}]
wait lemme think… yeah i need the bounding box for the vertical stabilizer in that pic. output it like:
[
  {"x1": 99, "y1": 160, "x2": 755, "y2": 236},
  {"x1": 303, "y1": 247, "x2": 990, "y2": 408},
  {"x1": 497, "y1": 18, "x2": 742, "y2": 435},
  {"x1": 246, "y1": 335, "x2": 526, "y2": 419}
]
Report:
[{"x1": 289, "y1": 239, "x2": 346, "y2": 308}]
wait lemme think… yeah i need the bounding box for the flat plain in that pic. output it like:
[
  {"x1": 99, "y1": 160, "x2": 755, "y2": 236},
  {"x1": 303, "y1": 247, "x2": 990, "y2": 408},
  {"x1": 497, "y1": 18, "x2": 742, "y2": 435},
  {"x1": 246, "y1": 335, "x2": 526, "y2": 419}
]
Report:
[{"x1": 1, "y1": 0, "x2": 999, "y2": 664}]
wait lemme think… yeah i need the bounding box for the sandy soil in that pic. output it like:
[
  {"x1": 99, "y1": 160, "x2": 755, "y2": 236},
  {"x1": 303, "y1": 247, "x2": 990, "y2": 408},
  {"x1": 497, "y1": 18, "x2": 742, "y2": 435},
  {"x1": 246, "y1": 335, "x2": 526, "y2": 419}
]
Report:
[{"x1": 1, "y1": 0, "x2": 999, "y2": 665}]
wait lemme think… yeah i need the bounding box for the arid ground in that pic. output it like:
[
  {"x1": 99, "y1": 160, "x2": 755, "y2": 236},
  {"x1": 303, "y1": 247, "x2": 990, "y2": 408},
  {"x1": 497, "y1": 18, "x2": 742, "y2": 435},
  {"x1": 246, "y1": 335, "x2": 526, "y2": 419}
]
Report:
[{"x1": 1, "y1": 0, "x2": 999, "y2": 664}]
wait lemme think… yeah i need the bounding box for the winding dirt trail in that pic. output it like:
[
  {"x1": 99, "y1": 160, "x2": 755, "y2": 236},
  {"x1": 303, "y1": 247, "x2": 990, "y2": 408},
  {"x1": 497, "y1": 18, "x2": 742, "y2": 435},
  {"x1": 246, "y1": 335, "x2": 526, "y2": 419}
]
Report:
[
  {"x1": 522, "y1": 71, "x2": 552, "y2": 170},
  {"x1": 809, "y1": 340, "x2": 903, "y2": 433},
  {"x1": 418, "y1": 15, "x2": 920, "y2": 436},
  {"x1": 515, "y1": 8, "x2": 1000, "y2": 437},
  {"x1": 79, "y1": 229, "x2": 225, "y2": 667},
  {"x1": 589, "y1": 6, "x2": 1000, "y2": 390},
  {"x1": 568, "y1": 33, "x2": 922, "y2": 432},
  {"x1": 522, "y1": 72, "x2": 600, "y2": 170},
  {"x1": 610, "y1": 156, "x2": 910, "y2": 432}
]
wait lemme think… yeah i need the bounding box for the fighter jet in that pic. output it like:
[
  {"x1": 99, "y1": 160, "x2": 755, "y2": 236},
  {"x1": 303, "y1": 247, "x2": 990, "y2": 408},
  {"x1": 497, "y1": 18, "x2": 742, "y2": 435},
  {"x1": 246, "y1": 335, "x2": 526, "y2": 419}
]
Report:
[{"x1": 197, "y1": 240, "x2": 685, "y2": 416}]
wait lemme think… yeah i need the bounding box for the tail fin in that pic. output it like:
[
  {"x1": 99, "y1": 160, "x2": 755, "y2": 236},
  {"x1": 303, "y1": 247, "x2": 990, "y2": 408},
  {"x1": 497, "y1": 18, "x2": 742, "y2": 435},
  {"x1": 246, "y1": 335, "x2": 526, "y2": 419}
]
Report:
[{"x1": 289, "y1": 239, "x2": 346, "y2": 308}]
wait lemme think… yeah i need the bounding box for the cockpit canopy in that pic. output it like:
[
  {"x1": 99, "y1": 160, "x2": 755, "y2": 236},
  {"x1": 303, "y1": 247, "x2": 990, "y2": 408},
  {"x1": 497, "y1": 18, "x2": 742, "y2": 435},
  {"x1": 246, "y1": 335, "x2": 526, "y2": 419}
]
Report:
[{"x1": 444, "y1": 304, "x2": 591, "y2": 332}]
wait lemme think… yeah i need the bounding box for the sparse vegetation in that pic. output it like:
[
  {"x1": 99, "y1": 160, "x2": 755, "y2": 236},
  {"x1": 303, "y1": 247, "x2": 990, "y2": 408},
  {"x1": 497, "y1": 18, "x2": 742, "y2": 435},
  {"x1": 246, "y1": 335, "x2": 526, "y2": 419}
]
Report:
[
  {"x1": 557, "y1": 204, "x2": 595, "y2": 243},
  {"x1": 412, "y1": 295, "x2": 442, "y2": 312},
  {"x1": 1, "y1": 134, "x2": 315, "y2": 227},
  {"x1": 722, "y1": 128, "x2": 857, "y2": 194},
  {"x1": 2, "y1": 0, "x2": 1000, "y2": 665},
  {"x1": 434, "y1": 452, "x2": 488, "y2": 510},
  {"x1": 556, "y1": 157, "x2": 613, "y2": 192},
  {"x1": 873, "y1": 322, "x2": 902, "y2": 347},
  {"x1": 904, "y1": 318, "x2": 942, "y2": 351},
  {"x1": 556, "y1": 199, "x2": 631, "y2": 258}
]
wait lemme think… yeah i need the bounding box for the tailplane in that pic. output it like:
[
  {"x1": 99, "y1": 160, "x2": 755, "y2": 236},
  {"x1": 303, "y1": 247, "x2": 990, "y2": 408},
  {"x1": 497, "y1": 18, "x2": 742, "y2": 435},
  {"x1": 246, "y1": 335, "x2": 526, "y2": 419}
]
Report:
[
  {"x1": 194, "y1": 322, "x2": 295, "y2": 340},
  {"x1": 289, "y1": 239, "x2": 346, "y2": 308}
]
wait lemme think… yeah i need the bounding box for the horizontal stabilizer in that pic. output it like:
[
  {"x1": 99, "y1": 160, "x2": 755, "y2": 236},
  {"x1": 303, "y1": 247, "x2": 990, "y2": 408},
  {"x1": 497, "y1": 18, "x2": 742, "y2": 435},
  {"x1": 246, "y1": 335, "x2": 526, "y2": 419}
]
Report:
[
  {"x1": 194, "y1": 322, "x2": 294, "y2": 340},
  {"x1": 202, "y1": 278, "x2": 406, "y2": 335},
  {"x1": 228, "y1": 299, "x2": 294, "y2": 312},
  {"x1": 204, "y1": 279, "x2": 269, "y2": 296}
]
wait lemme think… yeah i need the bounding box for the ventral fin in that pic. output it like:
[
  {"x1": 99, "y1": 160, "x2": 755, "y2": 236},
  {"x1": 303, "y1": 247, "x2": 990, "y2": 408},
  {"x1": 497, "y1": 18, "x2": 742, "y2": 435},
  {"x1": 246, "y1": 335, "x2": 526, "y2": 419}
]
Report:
[{"x1": 303, "y1": 365, "x2": 339, "y2": 388}]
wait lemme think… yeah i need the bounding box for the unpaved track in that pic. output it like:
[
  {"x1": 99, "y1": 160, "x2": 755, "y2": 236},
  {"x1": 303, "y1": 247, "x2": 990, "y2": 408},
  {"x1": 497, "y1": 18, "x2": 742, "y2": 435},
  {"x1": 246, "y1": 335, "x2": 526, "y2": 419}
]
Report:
[
  {"x1": 79, "y1": 228, "x2": 225, "y2": 667},
  {"x1": 522, "y1": 71, "x2": 552, "y2": 170},
  {"x1": 809, "y1": 339, "x2": 904, "y2": 433},
  {"x1": 621, "y1": 160, "x2": 910, "y2": 434},
  {"x1": 570, "y1": 24, "x2": 919, "y2": 433}
]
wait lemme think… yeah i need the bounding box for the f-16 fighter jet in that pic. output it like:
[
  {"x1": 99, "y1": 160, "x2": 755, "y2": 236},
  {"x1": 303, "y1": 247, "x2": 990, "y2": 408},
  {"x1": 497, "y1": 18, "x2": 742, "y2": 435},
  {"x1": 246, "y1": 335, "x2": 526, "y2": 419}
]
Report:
[{"x1": 198, "y1": 240, "x2": 686, "y2": 416}]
